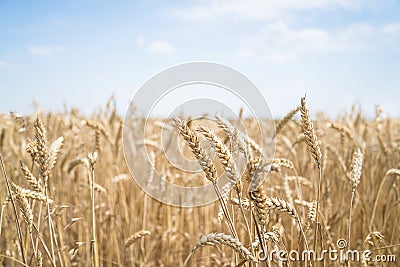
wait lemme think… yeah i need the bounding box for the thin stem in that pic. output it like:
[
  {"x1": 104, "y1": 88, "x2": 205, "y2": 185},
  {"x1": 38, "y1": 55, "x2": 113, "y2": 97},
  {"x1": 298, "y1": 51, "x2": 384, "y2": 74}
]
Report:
[
  {"x1": 34, "y1": 200, "x2": 43, "y2": 258},
  {"x1": 140, "y1": 194, "x2": 148, "y2": 266},
  {"x1": 0, "y1": 254, "x2": 29, "y2": 266},
  {"x1": 0, "y1": 156, "x2": 27, "y2": 264},
  {"x1": 370, "y1": 173, "x2": 390, "y2": 232},
  {"x1": 89, "y1": 162, "x2": 99, "y2": 267},
  {"x1": 252, "y1": 212, "x2": 271, "y2": 267},
  {"x1": 49, "y1": 213, "x2": 64, "y2": 267},
  {"x1": 30, "y1": 230, "x2": 38, "y2": 263},
  {"x1": 313, "y1": 165, "x2": 322, "y2": 267},
  {"x1": 347, "y1": 191, "x2": 355, "y2": 267},
  {"x1": 237, "y1": 191, "x2": 253, "y2": 256},
  {"x1": 213, "y1": 182, "x2": 238, "y2": 239},
  {"x1": 44, "y1": 179, "x2": 56, "y2": 262},
  {"x1": 32, "y1": 223, "x2": 56, "y2": 267}
]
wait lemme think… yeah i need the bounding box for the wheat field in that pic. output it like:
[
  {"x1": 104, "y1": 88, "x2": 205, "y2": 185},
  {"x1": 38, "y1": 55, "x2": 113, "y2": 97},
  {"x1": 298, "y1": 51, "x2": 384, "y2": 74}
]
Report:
[{"x1": 0, "y1": 97, "x2": 399, "y2": 266}]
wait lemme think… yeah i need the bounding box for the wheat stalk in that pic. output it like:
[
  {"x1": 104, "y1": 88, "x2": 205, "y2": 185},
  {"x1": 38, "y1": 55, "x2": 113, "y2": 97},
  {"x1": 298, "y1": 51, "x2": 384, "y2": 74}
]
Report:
[
  {"x1": 34, "y1": 117, "x2": 50, "y2": 179},
  {"x1": 266, "y1": 196, "x2": 309, "y2": 251},
  {"x1": 307, "y1": 200, "x2": 317, "y2": 223},
  {"x1": 34, "y1": 117, "x2": 58, "y2": 263},
  {"x1": 196, "y1": 125, "x2": 254, "y2": 247},
  {"x1": 20, "y1": 161, "x2": 43, "y2": 193},
  {"x1": 275, "y1": 106, "x2": 300, "y2": 136},
  {"x1": 88, "y1": 151, "x2": 99, "y2": 267},
  {"x1": 300, "y1": 97, "x2": 322, "y2": 167},
  {"x1": 328, "y1": 122, "x2": 353, "y2": 142},
  {"x1": 47, "y1": 136, "x2": 64, "y2": 173},
  {"x1": 36, "y1": 250, "x2": 43, "y2": 267},
  {"x1": 217, "y1": 182, "x2": 233, "y2": 222},
  {"x1": 370, "y1": 168, "x2": 400, "y2": 231},
  {"x1": 68, "y1": 158, "x2": 90, "y2": 173},
  {"x1": 1, "y1": 156, "x2": 27, "y2": 264},
  {"x1": 26, "y1": 140, "x2": 38, "y2": 161},
  {"x1": 300, "y1": 96, "x2": 322, "y2": 258},
  {"x1": 21, "y1": 188, "x2": 54, "y2": 204},
  {"x1": 11, "y1": 183, "x2": 33, "y2": 233},
  {"x1": 174, "y1": 118, "x2": 238, "y2": 239},
  {"x1": 183, "y1": 233, "x2": 256, "y2": 266},
  {"x1": 215, "y1": 113, "x2": 246, "y2": 155},
  {"x1": 197, "y1": 126, "x2": 240, "y2": 188},
  {"x1": 229, "y1": 197, "x2": 253, "y2": 210},
  {"x1": 244, "y1": 135, "x2": 263, "y2": 156},
  {"x1": 286, "y1": 176, "x2": 313, "y2": 188},
  {"x1": 265, "y1": 197, "x2": 297, "y2": 218},
  {"x1": 249, "y1": 186, "x2": 269, "y2": 229},
  {"x1": 348, "y1": 148, "x2": 363, "y2": 256},
  {"x1": 251, "y1": 231, "x2": 280, "y2": 249},
  {"x1": 349, "y1": 148, "x2": 363, "y2": 194},
  {"x1": 86, "y1": 120, "x2": 109, "y2": 153},
  {"x1": 246, "y1": 156, "x2": 261, "y2": 182},
  {"x1": 272, "y1": 158, "x2": 295, "y2": 170},
  {"x1": 173, "y1": 118, "x2": 216, "y2": 182},
  {"x1": 248, "y1": 160, "x2": 271, "y2": 193},
  {"x1": 125, "y1": 230, "x2": 151, "y2": 248},
  {"x1": 385, "y1": 168, "x2": 400, "y2": 176}
]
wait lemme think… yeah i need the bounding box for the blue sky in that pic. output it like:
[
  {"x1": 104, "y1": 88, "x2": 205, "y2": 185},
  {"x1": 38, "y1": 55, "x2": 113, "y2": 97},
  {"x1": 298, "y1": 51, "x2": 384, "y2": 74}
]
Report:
[{"x1": 0, "y1": 0, "x2": 399, "y2": 117}]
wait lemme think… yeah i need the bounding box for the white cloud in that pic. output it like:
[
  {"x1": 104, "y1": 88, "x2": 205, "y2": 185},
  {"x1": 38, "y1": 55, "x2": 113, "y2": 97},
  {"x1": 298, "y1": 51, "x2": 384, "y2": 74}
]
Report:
[
  {"x1": 0, "y1": 61, "x2": 10, "y2": 70},
  {"x1": 167, "y1": 0, "x2": 373, "y2": 22},
  {"x1": 165, "y1": 0, "x2": 387, "y2": 63},
  {"x1": 136, "y1": 35, "x2": 145, "y2": 46},
  {"x1": 236, "y1": 48, "x2": 257, "y2": 58},
  {"x1": 28, "y1": 46, "x2": 65, "y2": 57},
  {"x1": 266, "y1": 50, "x2": 297, "y2": 63},
  {"x1": 382, "y1": 22, "x2": 400, "y2": 46},
  {"x1": 383, "y1": 23, "x2": 400, "y2": 35},
  {"x1": 238, "y1": 22, "x2": 377, "y2": 63},
  {"x1": 147, "y1": 40, "x2": 174, "y2": 54}
]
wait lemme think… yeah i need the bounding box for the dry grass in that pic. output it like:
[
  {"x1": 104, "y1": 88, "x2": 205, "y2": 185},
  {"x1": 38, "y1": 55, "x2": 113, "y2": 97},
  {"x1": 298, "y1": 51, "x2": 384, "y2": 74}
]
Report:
[{"x1": 0, "y1": 98, "x2": 399, "y2": 266}]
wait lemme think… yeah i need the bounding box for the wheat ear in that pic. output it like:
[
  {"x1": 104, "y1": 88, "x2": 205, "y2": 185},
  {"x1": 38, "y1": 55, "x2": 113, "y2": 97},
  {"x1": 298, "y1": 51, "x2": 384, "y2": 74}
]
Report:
[
  {"x1": 34, "y1": 117, "x2": 50, "y2": 179},
  {"x1": 11, "y1": 183, "x2": 33, "y2": 233},
  {"x1": 20, "y1": 161, "x2": 43, "y2": 192},
  {"x1": 183, "y1": 233, "x2": 256, "y2": 266},
  {"x1": 125, "y1": 230, "x2": 151, "y2": 248},
  {"x1": 1, "y1": 156, "x2": 27, "y2": 264},
  {"x1": 173, "y1": 118, "x2": 216, "y2": 182},
  {"x1": 348, "y1": 148, "x2": 363, "y2": 253},
  {"x1": 369, "y1": 169, "x2": 399, "y2": 231},
  {"x1": 20, "y1": 188, "x2": 54, "y2": 204},
  {"x1": 34, "y1": 117, "x2": 57, "y2": 262},
  {"x1": 249, "y1": 185, "x2": 269, "y2": 229},
  {"x1": 215, "y1": 113, "x2": 247, "y2": 154},
  {"x1": 300, "y1": 97, "x2": 322, "y2": 167},
  {"x1": 349, "y1": 148, "x2": 363, "y2": 194},
  {"x1": 266, "y1": 196, "x2": 310, "y2": 251},
  {"x1": 300, "y1": 96, "x2": 322, "y2": 256},
  {"x1": 36, "y1": 250, "x2": 43, "y2": 267},
  {"x1": 197, "y1": 126, "x2": 240, "y2": 188},
  {"x1": 245, "y1": 135, "x2": 263, "y2": 156},
  {"x1": 275, "y1": 105, "x2": 300, "y2": 136},
  {"x1": 265, "y1": 197, "x2": 297, "y2": 218},
  {"x1": 174, "y1": 118, "x2": 238, "y2": 238},
  {"x1": 47, "y1": 136, "x2": 64, "y2": 173},
  {"x1": 273, "y1": 158, "x2": 295, "y2": 170}
]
